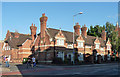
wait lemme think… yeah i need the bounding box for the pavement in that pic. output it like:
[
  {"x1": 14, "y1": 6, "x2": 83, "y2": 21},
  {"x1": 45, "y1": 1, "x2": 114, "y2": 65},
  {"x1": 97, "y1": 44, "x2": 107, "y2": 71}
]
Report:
[{"x1": 1, "y1": 62, "x2": 119, "y2": 76}]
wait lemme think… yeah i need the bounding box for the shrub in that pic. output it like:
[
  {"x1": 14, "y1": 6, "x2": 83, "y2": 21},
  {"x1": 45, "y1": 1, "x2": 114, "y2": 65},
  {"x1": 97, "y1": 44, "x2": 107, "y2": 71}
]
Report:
[{"x1": 22, "y1": 58, "x2": 28, "y2": 64}]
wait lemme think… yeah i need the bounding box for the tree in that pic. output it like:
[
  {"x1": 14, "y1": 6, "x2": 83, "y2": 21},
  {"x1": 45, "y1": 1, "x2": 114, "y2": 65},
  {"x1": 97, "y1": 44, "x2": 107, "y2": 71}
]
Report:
[
  {"x1": 105, "y1": 22, "x2": 115, "y2": 41},
  {"x1": 87, "y1": 25, "x2": 104, "y2": 37},
  {"x1": 87, "y1": 22, "x2": 118, "y2": 52},
  {"x1": 110, "y1": 31, "x2": 118, "y2": 51}
]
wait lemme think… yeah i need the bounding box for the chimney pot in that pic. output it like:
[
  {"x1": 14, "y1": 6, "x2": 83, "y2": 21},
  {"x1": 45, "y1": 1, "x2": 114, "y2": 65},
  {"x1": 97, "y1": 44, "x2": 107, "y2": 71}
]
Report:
[
  {"x1": 76, "y1": 22, "x2": 79, "y2": 25},
  {"x1": 42, "y1": 13, "x2": 45, "y2": 16},
  {"x1": 81, "y1": 24, "x2": 87, "y2": 38},
  {"x1": 30, "y1": 23, "x2": 37, "y2": 42},
  {"x1": 74, "y1": 22, "x2": 80, "y2": 35}
]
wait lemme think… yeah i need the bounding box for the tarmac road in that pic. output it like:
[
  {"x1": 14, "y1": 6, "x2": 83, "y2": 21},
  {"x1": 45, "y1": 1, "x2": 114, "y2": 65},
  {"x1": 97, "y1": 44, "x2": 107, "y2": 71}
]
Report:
[{"x1": 1, "y1": 62, "x2": 119, "y2": 76}]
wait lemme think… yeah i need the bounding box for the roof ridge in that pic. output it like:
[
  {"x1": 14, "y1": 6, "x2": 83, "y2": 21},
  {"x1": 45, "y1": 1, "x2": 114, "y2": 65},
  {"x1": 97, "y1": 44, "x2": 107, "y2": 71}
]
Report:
[
  {"x1": 47, "y1": 28, "x2": 73, "y2": 33},
  {"x1": 10, "y1": 32, "x2": 30, "y2": 36}
]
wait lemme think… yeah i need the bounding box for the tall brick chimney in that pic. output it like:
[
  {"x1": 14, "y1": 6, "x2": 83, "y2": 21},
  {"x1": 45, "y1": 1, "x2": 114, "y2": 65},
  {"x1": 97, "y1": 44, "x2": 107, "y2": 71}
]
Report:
[
  {"x1": 101, "y1": 30, "x2": 106, "y2": 41},
  {"x1": 74, "y1": 22, "x2": 80, "y2": 35},
  {"x1": 30, "y1": 23, "x2": 37, "y2": 42},
  {"x1": 40, "y1": 13, "x2": 48, "y2": 41},
  {"x1": 81, "y1": 24, "x2": 87, "y2": 38}
]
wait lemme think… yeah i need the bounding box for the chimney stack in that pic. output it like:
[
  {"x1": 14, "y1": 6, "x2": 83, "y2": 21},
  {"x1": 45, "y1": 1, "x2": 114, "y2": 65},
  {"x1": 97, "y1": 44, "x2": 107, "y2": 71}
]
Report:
[
  {"x1": 101, "y1": 30, "x2": 106, "y2": 41},
  {"x1": 30, "y1": 23, "x2": 37, "y2": 42},
  {"x1": 81, "y1": 24, "x2": 87, "y2": 38},
  {"x1": 40, "y1": 13, "x2": 48, "y2": 41},
  {"x1": 74, "y1": 22, "x2": 80, "y2": 35}
]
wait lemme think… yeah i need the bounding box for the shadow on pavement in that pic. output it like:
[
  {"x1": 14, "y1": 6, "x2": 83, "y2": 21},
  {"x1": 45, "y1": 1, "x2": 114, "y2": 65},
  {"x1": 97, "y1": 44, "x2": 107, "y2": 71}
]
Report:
[{"x1": 1, "y1": 75, "x2": 120, "y2": 77}]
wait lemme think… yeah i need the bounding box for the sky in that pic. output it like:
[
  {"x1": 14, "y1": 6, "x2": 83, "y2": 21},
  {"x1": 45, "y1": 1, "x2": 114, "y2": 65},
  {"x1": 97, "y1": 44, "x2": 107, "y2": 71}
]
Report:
[{"x1": 2, "y1": 2, "x2": 118, "y2": 40}]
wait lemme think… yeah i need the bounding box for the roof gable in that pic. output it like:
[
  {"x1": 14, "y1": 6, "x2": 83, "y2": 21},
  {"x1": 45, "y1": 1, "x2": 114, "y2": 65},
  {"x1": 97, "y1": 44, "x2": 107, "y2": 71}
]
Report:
[
  {"x1": 76, "y1": 34, "x2": 84, "y2": 42},
  {"x1": 55, "y1": 29, "x2": 66, "y2": 39},
  {"x1": 106, "y1": 38, "x2": 111, "y2": 45},
  {"x1": 94, "y1": 37, "x2": 100, "y2": 44},
  {"x1": 46, "y1": 28, "x2": 106, "y2": 47},
  {"x1": 5, "y1": 31, "x2": 32, "y2": 48}
]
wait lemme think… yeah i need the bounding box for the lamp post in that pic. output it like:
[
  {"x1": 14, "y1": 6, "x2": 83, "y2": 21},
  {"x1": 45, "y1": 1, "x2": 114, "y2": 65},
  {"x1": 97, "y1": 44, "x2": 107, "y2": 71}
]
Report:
[{"x1": 73, "y1": 12, "x2": 83, "y2": 64}]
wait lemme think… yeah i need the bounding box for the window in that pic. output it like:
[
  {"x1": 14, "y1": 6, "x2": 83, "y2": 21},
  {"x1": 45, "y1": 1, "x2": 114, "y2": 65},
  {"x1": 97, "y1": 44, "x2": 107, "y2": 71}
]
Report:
[
  {"x1": 7, "y1": 46, "x2": 8, "y2": 50},
  {"x1": 100, "y1": 48, "x2": 104, "y2": 51},
  {"x1": 67, "y1": 44, "x2": 73, "y2": 48},
  {"x1": 57, "y1": 52, "x2": 64, "y2": 61},
  {"x1": 7, "y1": 46, "x2": 10, "y2": 50},
  {"x1": 57, "y1": 39, "x2": 64, "y2": 45},
  {"x1": 78, "y1": 42, "x2": 83, "y2": 48},
  {"x1": 96, "y1": 44, "x2": 99, "y2": 49},
  {"x1": 107, "y1": 46, "x2": 110, "y2": 50},
  {"x1": 5, "y1": 47, "x2": 6, "y2": 50}
]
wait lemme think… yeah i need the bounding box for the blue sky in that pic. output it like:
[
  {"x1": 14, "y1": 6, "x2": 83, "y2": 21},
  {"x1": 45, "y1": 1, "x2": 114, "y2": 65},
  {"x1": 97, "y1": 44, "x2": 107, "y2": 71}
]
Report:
[{"x1": 2, "y1": 2, "x2": 118, "y2": 40}]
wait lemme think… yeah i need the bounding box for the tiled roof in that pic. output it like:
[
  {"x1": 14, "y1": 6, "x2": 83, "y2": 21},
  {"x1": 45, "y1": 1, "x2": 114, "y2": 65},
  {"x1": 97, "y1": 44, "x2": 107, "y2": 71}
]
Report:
[
  {"x1": 46, "y1": 28, "x2": 77, "y2": 43},
  {"x1": 46, "y1": 28, "x2": 106, "y2": 47},
  {"x1": 5, "y1": 32, "x2": 32, "y2": 48}
]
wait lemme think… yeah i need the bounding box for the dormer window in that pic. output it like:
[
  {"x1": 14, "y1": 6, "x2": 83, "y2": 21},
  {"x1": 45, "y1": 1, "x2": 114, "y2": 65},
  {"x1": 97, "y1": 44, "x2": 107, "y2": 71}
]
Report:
[
  {"x1": 107, "y1": 45, "x2": 111, "y2": 50},
  {"x1": 57, "y1": 39, "x2": 64, "y2": 46},
  {"x1": 67, "y1": 44, "x2": 73, "y2": 48},
  {"x1": 78, "y1": 42, "x2": 83, "y2": 48},
  {"x1": 96, "y1": 44, "x2": 99, "y2": 49}
]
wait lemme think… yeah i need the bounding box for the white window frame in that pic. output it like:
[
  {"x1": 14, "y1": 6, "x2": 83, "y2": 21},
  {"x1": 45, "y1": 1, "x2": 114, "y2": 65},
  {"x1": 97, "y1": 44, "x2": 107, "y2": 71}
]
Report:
[
  {"x1": 107, "y1": 45, "x2": 111, "y2": 50},
  {"x1": 57, "y1": 39, "x2": 64, "y2": 46},
  {"x1": 95, "y1": 44, "x2": 99, "y2": 49},
  {"x1": 7, "y1": 46, "x2": 8, "y2": 50},
  {"x1": 5, "y1": 46, "x2": 6, "y2": 50},
  {"x1": 8, "y1": 46, "x2": 10, "y2": 50},
  {"x1": 78, "y1": 42, "x2": 83, "y2": 48},
  {"x1": 100, "y1": 47, "x2": 104, "y2": 51},
  {"x1": 67, "y1": 44, "x2": 73, "y2": 48}
]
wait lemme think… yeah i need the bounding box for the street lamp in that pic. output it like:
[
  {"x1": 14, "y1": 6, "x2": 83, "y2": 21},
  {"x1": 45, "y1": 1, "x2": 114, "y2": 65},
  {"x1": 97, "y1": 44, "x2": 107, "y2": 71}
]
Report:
[{"x1": 73, "y1": 12, "x2": 83, "y2": 64}]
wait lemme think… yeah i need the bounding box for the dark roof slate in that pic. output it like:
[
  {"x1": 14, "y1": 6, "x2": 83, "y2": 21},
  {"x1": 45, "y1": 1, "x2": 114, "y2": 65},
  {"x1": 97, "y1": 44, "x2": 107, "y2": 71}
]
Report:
[
  {"x1": 46, "y1": 28, "x2": 106, "y2": 47},
  {"x1": 5, "y1": 32, "x2": 32, "y2": 48}
]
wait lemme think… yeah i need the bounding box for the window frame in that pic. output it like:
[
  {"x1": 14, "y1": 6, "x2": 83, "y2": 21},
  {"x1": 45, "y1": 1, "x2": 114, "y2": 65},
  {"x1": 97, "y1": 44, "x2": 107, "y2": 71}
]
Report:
[
  {"x1": 57, "y1": 39, "x2": 64, "y2": 46},
  {"x1": 96, "y1": 44, "x2": 99, "y2": 49},
  {"x1": 78, "y1": 42, "x2": 83, "y2": 48}
]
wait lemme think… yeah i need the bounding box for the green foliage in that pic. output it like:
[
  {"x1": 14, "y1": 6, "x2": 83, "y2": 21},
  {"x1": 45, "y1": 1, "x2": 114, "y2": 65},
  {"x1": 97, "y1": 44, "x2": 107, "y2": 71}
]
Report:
[
  {"x1": 87, "y1": 22, "x2": 119, "y2": 52},
  {"x1": 87, "y1": 25, "x2": 104, "y2": 37}
]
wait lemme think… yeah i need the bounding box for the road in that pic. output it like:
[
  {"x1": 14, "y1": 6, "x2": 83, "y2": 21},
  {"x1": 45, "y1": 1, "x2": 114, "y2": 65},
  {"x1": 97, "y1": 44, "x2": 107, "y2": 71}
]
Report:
[{"x1": 1, "y1": 62, "x2": 119, "y2": 76}]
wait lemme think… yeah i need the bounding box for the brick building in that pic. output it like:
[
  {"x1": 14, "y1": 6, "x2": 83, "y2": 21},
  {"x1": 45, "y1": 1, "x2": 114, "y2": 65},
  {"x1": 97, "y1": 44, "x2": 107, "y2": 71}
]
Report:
[{"x1": 2, "y1": 13, "x2": 117, "y2": 63}]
